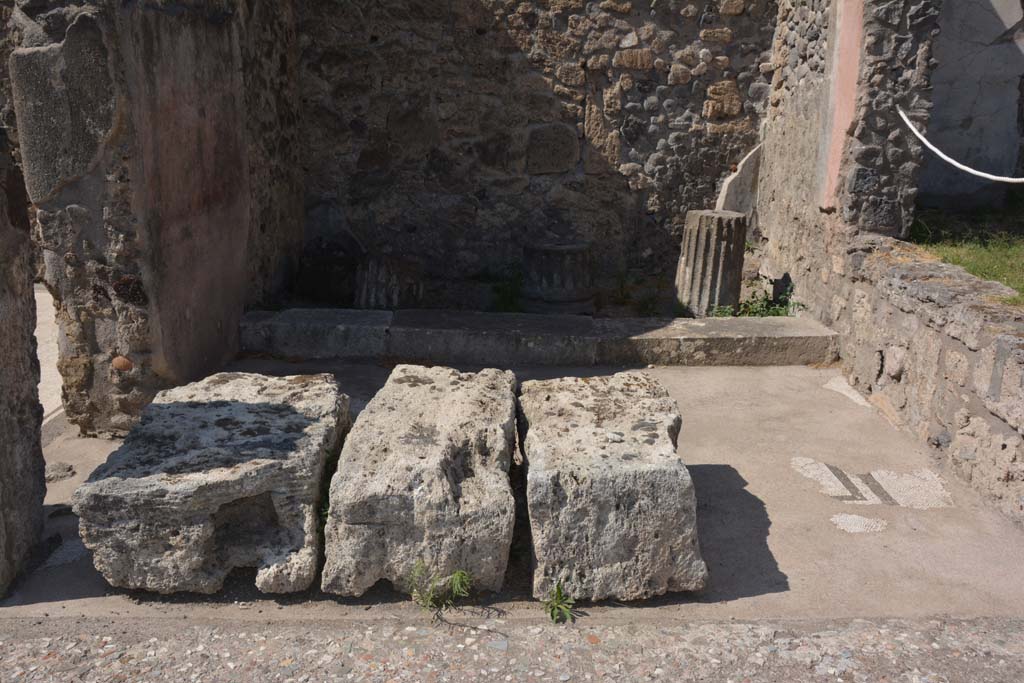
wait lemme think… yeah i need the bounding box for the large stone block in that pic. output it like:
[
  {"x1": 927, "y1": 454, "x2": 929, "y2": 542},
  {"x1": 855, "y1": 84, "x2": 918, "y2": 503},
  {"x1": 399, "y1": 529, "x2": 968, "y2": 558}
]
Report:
[
  {"x1": 0, "y1": 137, "x2": 45, "y2": 596},
  {"x1": 73, "y1": 373, "x2": 350, "y2": 594},
  {"x1": 519, "y1": 371, "x2": 707, "y2": 601},
  {"x1": 322, "y1": 365, "x2": 517, "y2": 597}
]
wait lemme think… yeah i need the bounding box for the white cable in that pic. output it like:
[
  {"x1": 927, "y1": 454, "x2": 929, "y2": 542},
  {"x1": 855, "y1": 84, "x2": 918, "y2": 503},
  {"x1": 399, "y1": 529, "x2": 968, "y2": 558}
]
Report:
[{"x1": 897, "y1": 106, "x2": 1024, "y2": 184}]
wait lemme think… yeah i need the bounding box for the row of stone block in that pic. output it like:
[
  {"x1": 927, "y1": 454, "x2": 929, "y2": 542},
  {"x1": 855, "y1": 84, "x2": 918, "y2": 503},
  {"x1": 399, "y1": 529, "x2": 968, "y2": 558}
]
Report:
[{"x1": 73, "y1": 367, "x2": 708, "y2": 601}]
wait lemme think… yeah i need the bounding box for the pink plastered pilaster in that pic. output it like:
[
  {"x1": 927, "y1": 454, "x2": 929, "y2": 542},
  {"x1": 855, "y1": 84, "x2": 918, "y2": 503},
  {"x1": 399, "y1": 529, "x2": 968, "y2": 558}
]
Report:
[{"x1": 823, "y1": 0, "x2": 865, "y2": 206}]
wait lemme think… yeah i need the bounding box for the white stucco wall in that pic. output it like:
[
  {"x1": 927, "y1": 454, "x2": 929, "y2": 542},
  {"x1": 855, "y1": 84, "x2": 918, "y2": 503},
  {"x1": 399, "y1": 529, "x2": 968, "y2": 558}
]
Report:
[{"x1": 918, "y1": 0, "x2": 1024, "y2": 209}]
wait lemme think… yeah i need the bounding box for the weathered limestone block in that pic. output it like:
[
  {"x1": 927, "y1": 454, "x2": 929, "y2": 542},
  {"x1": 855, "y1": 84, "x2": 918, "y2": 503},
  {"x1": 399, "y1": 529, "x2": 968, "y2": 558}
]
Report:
[
  {"x1": 73, "y1": 373, "x2": 350, "y2": 594},
  {"x1": 8, "y1": 11, "x2": 116, "y2": 203},
  {"x1": 519, "y1": 372, "x2": 707, "y2": 601},
  {"x1": 0, "y1": 135, "x2": 45, "y2": 596},
  {"x1": 675, "y1": 210, "x2": 747, "y2": 317},
  {"x1": 322, "y1": 365, "x2": 517, "y2": 597}
]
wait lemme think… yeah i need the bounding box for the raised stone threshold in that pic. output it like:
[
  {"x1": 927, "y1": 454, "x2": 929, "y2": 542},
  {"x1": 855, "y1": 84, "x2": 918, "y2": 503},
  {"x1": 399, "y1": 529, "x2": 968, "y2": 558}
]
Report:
[{"x1": 241, "y1": 309, "x2": 839, "y2": 367}]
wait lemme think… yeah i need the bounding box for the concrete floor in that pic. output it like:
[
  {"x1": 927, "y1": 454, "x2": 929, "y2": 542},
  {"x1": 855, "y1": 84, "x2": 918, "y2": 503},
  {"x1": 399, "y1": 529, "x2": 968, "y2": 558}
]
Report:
[{"x1": 7, "y1": 338, "x2": 1024, "y2": 623}]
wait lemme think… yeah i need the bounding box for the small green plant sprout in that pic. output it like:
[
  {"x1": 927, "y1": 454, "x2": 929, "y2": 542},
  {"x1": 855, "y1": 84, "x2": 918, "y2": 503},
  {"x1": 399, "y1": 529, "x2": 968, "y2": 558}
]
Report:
[
  {"x1": 448, "y1": 569, "x2": 472, "y2": 603},
  {"x1": 542, "y1": 582, "x2": 576, "y2": 624},
  {"x1": 408, "y1": 560, "x2": 474, "y2": 619},
  {"x1": 711, "y1": 286, "x2": 804, "y2": 318}
]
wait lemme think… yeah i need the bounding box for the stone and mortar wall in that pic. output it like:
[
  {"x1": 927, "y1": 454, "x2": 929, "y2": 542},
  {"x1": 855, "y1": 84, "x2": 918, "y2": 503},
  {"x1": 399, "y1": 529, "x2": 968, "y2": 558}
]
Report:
[
  {"x1": 836, "y1": 0, "x2": 941, "y2": 237},
  {"x1": 4, "y1": 0, "x2": 782, "y2": 431},
  {"x1": 295, "y1": 0, "x2": 779, "y2": 311},
  {"x1": 832, "y1": 240, "x2": 1024, "y2": 520},
  {"x1": 241, "y1": 0, "x2": 304, "y2": 306},
  {"x1": 0, "y1": 129, "x2": 45, "y2": 596},
  {"x1": 5, "y1": 0, "x2": 303, "y2": 435},
  {"x1": 759, "y1": 0, "x2": 1024, "y2": 521}
]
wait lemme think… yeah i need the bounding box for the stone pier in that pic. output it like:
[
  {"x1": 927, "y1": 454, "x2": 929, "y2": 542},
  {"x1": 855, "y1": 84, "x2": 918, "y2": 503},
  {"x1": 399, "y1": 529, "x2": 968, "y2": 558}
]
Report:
[
  {"x1": 675, "y1": 210, "x2": 747, "y2": 317},
  {"x1": 0, "y1": 134, "x2": 45, "y2": 597}
]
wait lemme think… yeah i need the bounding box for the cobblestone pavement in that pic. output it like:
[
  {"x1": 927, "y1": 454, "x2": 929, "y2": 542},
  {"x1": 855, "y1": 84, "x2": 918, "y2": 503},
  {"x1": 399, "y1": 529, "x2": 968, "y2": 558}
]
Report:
[{"x1": 1, "y1": 616, "x2": 1021, "y2": 682}]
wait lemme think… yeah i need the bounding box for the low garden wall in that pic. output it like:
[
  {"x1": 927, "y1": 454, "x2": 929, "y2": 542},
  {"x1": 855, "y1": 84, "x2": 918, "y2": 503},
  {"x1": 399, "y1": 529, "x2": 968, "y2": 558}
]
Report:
[{"x1": 825, "y1": 234, "x2": 1023, "y2": 519}]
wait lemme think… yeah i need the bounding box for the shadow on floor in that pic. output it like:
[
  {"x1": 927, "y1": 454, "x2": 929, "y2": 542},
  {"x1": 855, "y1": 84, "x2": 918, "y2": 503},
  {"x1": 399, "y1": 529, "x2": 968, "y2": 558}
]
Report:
[
  {"x1": 0, "y1": 505, "x2": 111, "y2": 607},
  {"x1": 7, "y1": 464, "x2": 786, "y2": 610},
  {"x1": 607, "y1": 464, "x2": 788, "y2": 610},
  {"x1": 690, "y1": 464, "x2": 789, "y2": 602}
]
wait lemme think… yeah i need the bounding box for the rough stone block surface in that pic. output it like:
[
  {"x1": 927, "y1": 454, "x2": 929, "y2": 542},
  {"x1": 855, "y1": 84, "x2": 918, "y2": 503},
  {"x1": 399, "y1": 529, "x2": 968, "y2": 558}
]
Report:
[
  {"x1": 0, "y1": 140, "x2": 45, "y2": 596},
  {"x1": 73, "y1": 373, "x2": 350, "y2": 594},
  {"x1": 520, "y1": 371, "x2": 707, "y2": 601},
  {"x1": 322, "y1": 365, "x2": 517, "y2": 597}
]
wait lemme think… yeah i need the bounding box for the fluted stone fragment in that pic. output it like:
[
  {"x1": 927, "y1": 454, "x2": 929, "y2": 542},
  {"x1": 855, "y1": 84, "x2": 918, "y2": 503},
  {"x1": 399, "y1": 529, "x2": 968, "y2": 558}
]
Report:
[{"x1": 675, "y1": 210, "x2": 747, "y2": 317}]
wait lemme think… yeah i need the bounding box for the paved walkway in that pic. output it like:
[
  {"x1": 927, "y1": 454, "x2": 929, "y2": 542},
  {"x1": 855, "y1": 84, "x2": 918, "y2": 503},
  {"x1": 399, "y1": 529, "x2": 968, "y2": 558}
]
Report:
[
  {"x1": 1, "y1": 615, "x2": 1022, "y2": 682},
  {"x1": 34, "y1": 285, "x2": 61, "y2": 423}
]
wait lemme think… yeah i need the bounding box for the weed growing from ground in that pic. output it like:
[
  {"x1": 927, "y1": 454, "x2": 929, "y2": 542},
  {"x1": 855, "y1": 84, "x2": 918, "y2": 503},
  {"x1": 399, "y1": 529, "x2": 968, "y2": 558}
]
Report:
[
  {"x1": 542, "y1": 582, "x2": 576, "y2": 624},
  {"x1": 409, "y1": 560, "x2": 474, "y2": 619},
  {"x1": 711, "y1": 287, "x2": 802, "y2": 318}
]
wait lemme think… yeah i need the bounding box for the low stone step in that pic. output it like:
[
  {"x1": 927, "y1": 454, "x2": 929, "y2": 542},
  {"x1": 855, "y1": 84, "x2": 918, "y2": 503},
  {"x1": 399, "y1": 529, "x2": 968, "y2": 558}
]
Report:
[
  {"x1": 321, "y1": 365, "x2": 517, "y2": 597},
  {"x1": 519, "y1": 371, "x2": 708, "y2": 601},
  {"x1": 241, "y1": 309, "x2": 839, "y2": 367},
  {"x1": 73, "y1": 373, "x2": 351, "y2": 595}
]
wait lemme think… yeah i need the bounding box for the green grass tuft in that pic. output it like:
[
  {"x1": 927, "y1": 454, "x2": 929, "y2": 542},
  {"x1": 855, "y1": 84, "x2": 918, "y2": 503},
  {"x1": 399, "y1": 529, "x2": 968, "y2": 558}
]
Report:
[
  {"x1": 408, "y1": 561, "x2": 475, "y2": 620},
  {"x1": 910, "y1": 210, "x2": 1024, "y2": 307}
]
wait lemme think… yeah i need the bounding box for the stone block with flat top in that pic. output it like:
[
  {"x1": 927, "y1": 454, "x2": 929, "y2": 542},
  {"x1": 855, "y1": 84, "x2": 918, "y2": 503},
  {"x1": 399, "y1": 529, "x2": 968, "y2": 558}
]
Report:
[
  {"x1": 73, "y1": 373, "x2": 350, "y2": 595},
  {"x1": 519, "y1": 371, "x2": 707, "y2": 601},
  {"x1": 322, "y1": 365, "x2": 517, "y2": 597}
]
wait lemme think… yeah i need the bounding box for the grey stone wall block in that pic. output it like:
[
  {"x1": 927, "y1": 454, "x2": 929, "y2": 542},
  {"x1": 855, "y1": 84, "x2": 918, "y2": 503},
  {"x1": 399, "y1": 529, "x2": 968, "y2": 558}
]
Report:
[
  {"x1": 8, "y1": 12, "x2": 116, "y2": 204},
  {"x1": 322, "y1": 365, "x2": 517, "y2": 597},
  {"x1": 73, "y1": 373, "x2": 350, "y2": 595},
  {"x1": 519, "y1": 371, "x2": 707, "y2": 601}
]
